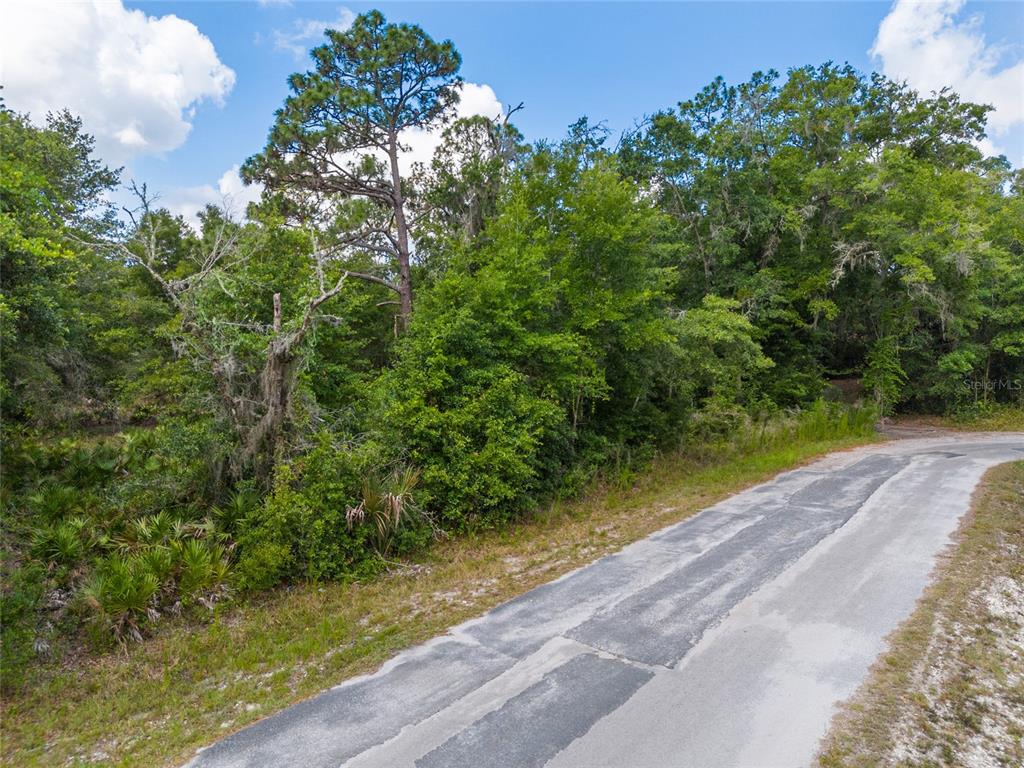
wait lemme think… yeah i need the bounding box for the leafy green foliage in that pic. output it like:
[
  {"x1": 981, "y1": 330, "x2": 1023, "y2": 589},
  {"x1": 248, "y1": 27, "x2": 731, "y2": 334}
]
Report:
[
  {"x1": 80, "y1": 554, "x2": 160, "y2": 643},
  {"x1": 676, "y1": 296, "x2": 774, "y2": 408},
  {"x1": 234, "y1": 438, "x2": 426, "y2": 589},
  {"x1": 29, "y1": 518, "x2": 89, "y2": 566},
  {"x1": 0, "y1": 561, "x2": 46, "y2": 689},
  {"x1": 382, "y1": 151, "x2": 684, "y2": 525},
  {"x1": 862, "y1": 336, "x2": 908, "y2": 415},
  {"x1": 345, "y1": 467, "x2": 424, "y2": 557},
  {"x1": 0, "y1": 108, "x2": 170, "y2": 428},
  {"x1": 1, "y1": 14, "x2": 1022, "y2": 694},
  {"x1": 622, "y1": 64, "x2": 1022, "y2": 414}
]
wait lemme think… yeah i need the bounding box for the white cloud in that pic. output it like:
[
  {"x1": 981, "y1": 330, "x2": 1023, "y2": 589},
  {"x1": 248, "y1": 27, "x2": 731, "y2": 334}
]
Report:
[
  {"x1": 397, "y1": 82, "x2": 505, "y2": 176},
  {"x1": 871, "y1": 0, "x2": 1024, "y2": 156},
  {"x1": 163, "y1": 166, "x2": 263, "y2": 231},
  {"x1": 273, "y1": 7, "x2": 355, "y2": 59},
  {"x1": 217, "y1": 165, "x2": 264, "y2": 211},
  {"x1": 161, "y1": 184, "x2": 220, "y2": 231},
  {"x1": 0, "y1": 0, "x2": 235, "y2": 166}
]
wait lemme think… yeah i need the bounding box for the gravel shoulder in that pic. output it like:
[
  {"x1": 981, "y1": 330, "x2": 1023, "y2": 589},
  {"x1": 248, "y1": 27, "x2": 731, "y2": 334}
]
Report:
[{"x1": 818, "y1": 460, "x2": 1024, "y2": 768}]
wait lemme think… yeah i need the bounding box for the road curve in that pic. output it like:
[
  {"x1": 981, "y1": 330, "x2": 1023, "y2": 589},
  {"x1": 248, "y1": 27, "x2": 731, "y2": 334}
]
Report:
[{"x1": 186, "y1": 433, "x2": 1024, "y2": 768}]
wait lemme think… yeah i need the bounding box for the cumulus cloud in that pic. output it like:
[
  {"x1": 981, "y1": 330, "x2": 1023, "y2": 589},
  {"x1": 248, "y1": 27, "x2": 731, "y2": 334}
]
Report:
[
  {"x1": 397, "y1": 82, "x2": 505, "y2": 176},
  {"x1": 0, "y1": 0, "x2": 235, "y2": 166},
  {"x1": 871, "y1": 0, "x2": 1024, "y2": 156},
  {"x1": 272, "y1": 7, "x2": 355, "y2": 59},
  {"x1": 163, "y1": 166, "x2": 263, "y2": 231}
]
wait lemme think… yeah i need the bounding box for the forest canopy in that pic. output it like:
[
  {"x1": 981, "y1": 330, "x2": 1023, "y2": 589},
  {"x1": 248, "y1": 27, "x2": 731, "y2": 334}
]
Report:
[{"x1": 1, "y1": 11, "x2": 1022, "y2": 689}]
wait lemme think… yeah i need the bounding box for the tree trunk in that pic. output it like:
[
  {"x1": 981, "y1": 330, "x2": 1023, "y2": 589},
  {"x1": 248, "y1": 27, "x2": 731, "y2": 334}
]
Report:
[
  {"x1": 235, "y1": 293, "x2": 299, "y2": 482},
  {"x1": 388, "y1": 135, "x2": 413, "y2": 328}
]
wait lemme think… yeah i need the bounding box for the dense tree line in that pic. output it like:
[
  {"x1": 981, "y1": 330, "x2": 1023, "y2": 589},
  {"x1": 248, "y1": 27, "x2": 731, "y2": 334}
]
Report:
[{"x1": 2, "y1": 11, "x2": 1021, "y2": 686}]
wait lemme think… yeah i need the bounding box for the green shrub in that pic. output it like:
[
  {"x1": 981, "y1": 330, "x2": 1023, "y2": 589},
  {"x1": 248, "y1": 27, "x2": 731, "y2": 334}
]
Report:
[
  {"x1": 137, "y1": 546, "x2": 175, "y2": 585},
  {"x1": 211, "y1": 488, "x2": 259, "y2": 534},
  {"x1": 863, "y1": 336, "x2": 907, "y2": 416},
  {"x1": 383, "y1": 360, "x2": 565, "y2": 528},
  {"x1": 686, "y1": 398, "x2": 750, "y2": 444},
  {"x1": 80, "y1": 554, "x2": 160, "y2": 643},
  {"x1": 29, "y1": 517, "x2": 89, "y2": 566},
  {"x1": 105, "y1": 418, "x2": 229, "y2": 517},
  {"x1": 66, "y1": 443, "x2": 120, "y2": 487},
  {"x1": 232, "y1": 539, "x2": 291, "y2": 592},
  {"x1": 950, "y1": 403, "x2": 1024, "y2": 431},
  {"x1": 345, "y1": 467, "x2": 424, "y2": 556},
  {"x1": 674, "y1": 296, "x2": 774, "y2": 414},
  {"x1": 234, "y1": 437, "x2": 430, "y2": 590},
  {"x1": 26, "y1": 484, "x2": 84, "y2": 523},
  {"x1": 174, "y1": 539, "x2": 230, "y2": 599},
  {"x1": 121, "y1": 510, "x2": 178, "y2": 549},
  {"x1": 381, "y1": 157, "x2": 687, "y2": 527},
  {"x1": 5, "y1": 422, "x2": 241, "y2": 647},
  {"x1": 77, "y1": 535, "x2": 231, "y2": 642}
]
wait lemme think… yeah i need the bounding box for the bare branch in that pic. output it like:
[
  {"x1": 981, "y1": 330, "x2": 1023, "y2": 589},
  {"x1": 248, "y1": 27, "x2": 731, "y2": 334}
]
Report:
[
  {"x1": 503, "y1": 101, "x2": 525, "y2": 126},
  {"x1": 343, "y1": 270, "x2": 401, "y2": 293}
]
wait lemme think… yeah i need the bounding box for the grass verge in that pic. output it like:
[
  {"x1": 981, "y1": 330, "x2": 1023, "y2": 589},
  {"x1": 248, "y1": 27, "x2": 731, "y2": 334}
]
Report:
[
  {"x1": 890, "y1": 406, "x2": 1024, "y2": 433},
  {"x1": 2, "y1": 425, "x2": 879, "y2": 767},
  {"x1": 818, "y1": 460, "x2": 1024, "y2": 768}
]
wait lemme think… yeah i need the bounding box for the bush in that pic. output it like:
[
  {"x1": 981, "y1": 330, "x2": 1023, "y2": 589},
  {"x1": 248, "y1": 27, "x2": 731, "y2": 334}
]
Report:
[
  {"x1": 233, "y1": 539, "x2": 291, "y2": 592},
  {"x1": 105, "y1": 418, "x2": 229, "y2": 517},
  {"x1": 686, "y1": 398, "x2": 750, "y2": 444},
  {"x1": 29, "y1": 517, "x2": 89, "y2": 567},
  {"x1": 174, "y1": 539, "x2": 230, "y2": 598},
  {"x1": 674, "y1": 296, "x2": 774, "y2": 415},
  {"x1": 234, "y1": 438, "x2": 428, "y2": 589},
  {"x1": 26, "y1": 483, "x2": 88, "y2": 524},
  {"x1": 211, "y1": 488, "x2": 259, "y2": 534},
  {"x1": 80, "y1": 554, "x2": 160, "y2": 643},
  {"x1": 3, "y1": 423, "x2": 239, "y2": 648},
  {"x1": 863, "y1": 336, "x2": 907, "y2": 416},
  {"x1": 381, "y1": 157, "x2": 689, "y2": 527},
  {"x1": 79, "y1": 531, "x2": 232, "y2": 644},
  {"x1": 345, "y1": 467, "x2": 423, "y2": 556},
  {"x1": 382, "y1": 359, "x2": 565, "y2": 528}
]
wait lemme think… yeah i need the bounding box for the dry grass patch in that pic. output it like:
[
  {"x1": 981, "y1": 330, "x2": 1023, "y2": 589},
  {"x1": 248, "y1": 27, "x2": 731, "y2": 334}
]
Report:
[{"x1": 819, "y1": 461, "x2": 1024, "y2": 768}]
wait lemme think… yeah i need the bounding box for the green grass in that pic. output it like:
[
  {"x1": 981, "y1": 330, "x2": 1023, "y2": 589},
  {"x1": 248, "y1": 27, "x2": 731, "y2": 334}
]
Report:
[
  {"x1": 3, "y1": 415, "x2": 880, "y2": 767},
  {"x1": 891, "y1": 405, "x2": 1024, "y2": 433},
  {"x1": 819, "y1": 461, "x2": 1024, "y2": 768},
  {"x1": 949, "y1": 405, "x2": 1024, "y2": 432}
]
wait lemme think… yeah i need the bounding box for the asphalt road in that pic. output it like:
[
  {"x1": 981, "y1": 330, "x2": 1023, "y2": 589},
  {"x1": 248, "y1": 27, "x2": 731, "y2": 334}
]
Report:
[{"x1": 186, "y1": 433, "x2": 1024, "y2": 768}]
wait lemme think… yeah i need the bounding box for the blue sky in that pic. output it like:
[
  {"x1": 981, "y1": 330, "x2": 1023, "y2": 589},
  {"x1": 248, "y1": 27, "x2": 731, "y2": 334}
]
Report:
[{"x1": 4, "y1": 1, "x2": 1023, "y2": 222}]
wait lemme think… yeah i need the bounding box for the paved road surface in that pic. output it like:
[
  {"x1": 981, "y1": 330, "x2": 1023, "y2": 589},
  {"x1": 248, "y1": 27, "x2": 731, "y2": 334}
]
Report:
[{"x1": 186, "y1": 434, "x2": 1024, "y2": 768}]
